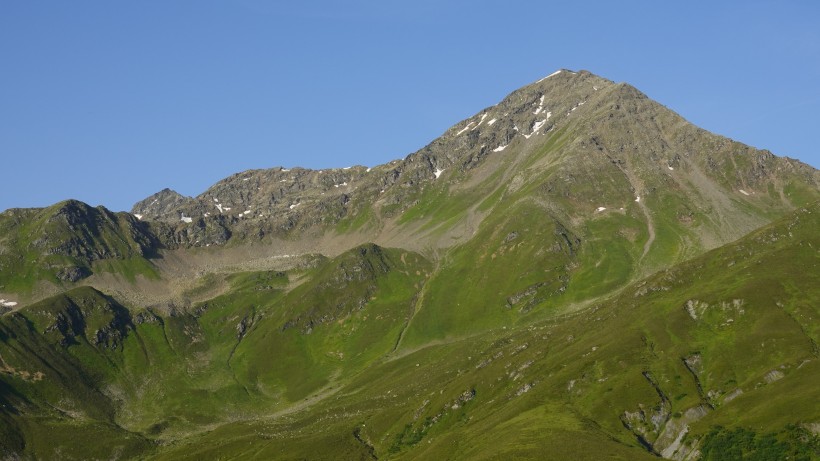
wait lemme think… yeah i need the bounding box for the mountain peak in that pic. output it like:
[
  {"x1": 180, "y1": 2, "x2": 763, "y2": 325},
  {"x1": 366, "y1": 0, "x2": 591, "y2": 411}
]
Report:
[{"x1": 122, "y1": 70, "x2": 818, "y2": 258}]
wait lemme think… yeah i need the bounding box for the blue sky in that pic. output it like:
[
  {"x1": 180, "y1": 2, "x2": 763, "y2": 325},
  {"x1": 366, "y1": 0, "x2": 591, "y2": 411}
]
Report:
[{"x1": 2, "y1": 1, "x2": 819, "y2": 212}]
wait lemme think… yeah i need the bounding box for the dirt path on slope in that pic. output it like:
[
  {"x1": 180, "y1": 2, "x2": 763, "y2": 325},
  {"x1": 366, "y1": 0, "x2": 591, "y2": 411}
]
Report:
[
  {"x1": 390, "y1": 256, "x2": 443, "y2": 353},
  {"x1": 620, "y1": 161, "x2": 656, "y2": 261}
]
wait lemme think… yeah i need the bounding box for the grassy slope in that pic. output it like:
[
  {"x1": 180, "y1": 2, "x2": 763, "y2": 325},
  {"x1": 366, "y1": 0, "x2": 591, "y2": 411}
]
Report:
[
  {"x1": 0, "y1": 245, "x2": 433, "y2": 458},
  {"x1": 22, "y1": 206, "x2": 804, "y2": 459},
  {"x1": 0, "y1": 200, "x2": 158, "y2": 294},
  {"x1": 1, "y1": 199, "x2": 818, "y2": 460}
]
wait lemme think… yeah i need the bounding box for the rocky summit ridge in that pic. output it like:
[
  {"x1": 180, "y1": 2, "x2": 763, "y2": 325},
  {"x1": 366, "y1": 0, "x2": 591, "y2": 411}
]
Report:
[
  {"x1": 132, "y1": 69, "x2": 817, "y2": 250},
  {"x1": 1, "y1": 69, "x2": 819, "y2": 460}
]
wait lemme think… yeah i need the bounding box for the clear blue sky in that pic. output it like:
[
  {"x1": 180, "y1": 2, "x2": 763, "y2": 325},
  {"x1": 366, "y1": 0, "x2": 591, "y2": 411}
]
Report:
[{"x1": 2, "y1": 1, "x2": 819, "y2": 212}]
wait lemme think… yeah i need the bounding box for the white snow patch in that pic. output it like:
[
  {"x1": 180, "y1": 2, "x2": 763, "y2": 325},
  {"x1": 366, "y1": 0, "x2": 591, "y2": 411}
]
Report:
[
  {"x1": 739, "y1": 189, "x2": 750, "y2": 196},
  {"x1": 280, "y1": 179, "x2": 288, "y2": 182},
  {"x1": 334, "y1": 182, "x2": 348, "y2": 188},
  {"x1": 472, "y1": 113, "x2": 489, "y2": 130},
  {"x1": 668, "y1": 166, "x2": 674, "y2": 170},
  {"x1": 343, "y1": 166, "x2": 352, "y2": 170},
  {"x1": 1, "y1": 300, "x2": 18, "y2": 308},
  {"x1": 546, "y1": 111, "x2": 552, "y2": 119},
  {"x1": 456, "y1": 123, "x2": 474, "y2": 136},
  {"x1": 213, "y1": 198, "x2": 219, "y2": 202},
  {"x1": 242, "y1": 178, "x2": 249, "y2": 181},
  {"x1": 487, "y1": 118, "x2": 497, "y2": 126},
  {"x1": 224, "y1": 207, "x2": 231, "y2": 211},
  {"x1": 596, "y1": 207, "x2": 607, "y2": 212},
  {"x1": 181, "y1": 215, "x2": 193, "y2": 223},
  {"x1": 493, "y1": 144, "x2": 508, "y2": 152},
  {"x1": 216, "y1": 203, "x2": 224, "y2": 213},
  {"x1": 134, "y1": 214, "x2": 143, "y2": 220},
  {"x1": 289, "y1": 204, "x2": 299, "y2": 210},
  {"x1": 635, "y1": 196, "x2": 641, "y2": 202},
  {"x1": 524, "y1": 119, "x2": 548, "y2": 139},
  {"x1": 434, "y1": 168, "x2": 444, "y2": 179},
  {"x1": 593, "y1": 86, "x2": 599, "y2": 91},
  {"x1": 204, "y1": 213, "x2": 210, "y2": 217},
  {"x1": 537, "y1": 70, "x2": 562, "y2": 82},
  {"x1": 281, "y1": 168, "x2": 290, "y2": 172},
  {"x1": 533, "y1": 95, "x2": 546, "y2": 114},
  {"x1": 366, "y1": 167, "x2": 372, "y2": 172}
]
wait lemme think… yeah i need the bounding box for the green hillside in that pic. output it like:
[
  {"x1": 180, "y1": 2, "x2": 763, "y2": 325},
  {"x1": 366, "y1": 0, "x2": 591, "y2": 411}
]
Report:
[{"x1": 1, "y1": 204, "x2": 817, "y2": 459}]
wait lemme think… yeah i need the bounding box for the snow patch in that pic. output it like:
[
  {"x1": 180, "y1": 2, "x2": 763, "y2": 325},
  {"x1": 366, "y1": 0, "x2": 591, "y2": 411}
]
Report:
[
  {"x1": 213, "y1": 198, "x2": 219, "y2": 202},
  {"x1": 487, "y1": 118, "x2": 497, "y2": 126},
  {"x1": 635, "y1": 196, "x2": 641, "y2": 202},
  {"x1": 281, "y1": 168, "x2": 290, "y2": 172},
  {"x1": 242, "y1": 178, "x2": 249, "y2": 181},
  {"x1": 537, "y1": 70, "x2": 562, "y2": 82},
  {"x1": 493, "y1": 144, "x2": 508, "y2": 152},
  {"x1": 472, "y1": 113, "x2": 489, "y2": 130},
  {"x1": 1, "y1": 299, "x2": 18, "y2": 308},
  {"x1": 546, "y1": 111, "x2": 552, "y2": 119},
  {"x1": 366, "y1": 167, "x2": 372, "y2": 172},
  {"x1": 343, "y1": 166, "x2": 352, "y2": 170},
  {"x1": 289, "y1": 204, "x2": 299, "y2": 210},
  {"x1": 334, "y1": 182, "x2": 348, "y2": 188},
  {"x1": 180, "y1": 214, "x2": 193, "y2": 223},
  {"x1": 668, "y1": 166, "x2": 674, "y2": 170},
  {"x1": 596, "y1": 207, "x2": 607, "y2": 212},
  {"x1": 434, "y1": 168, "x2": 444, "y2": 179},
  {"x1": 215, "y1": 203, "x2": 224, "y2": 213},
  {"x1": 134, "y1": 214, "x2": 143, "y2": 220},
  {"x1": 455, "y1": 122, "x2": 474, "y2": 136},
  {"x1": 524, "y1": 119, "x2": 548, "y2": 139},
  {"x1": 569, "y1": 101, "x2": 586, "y2": 114},
  {"x1": 739, "y1": 189, "x2": 750, "y2": 196},
  {"x1": 533, "y1": 95, "x2": 546, "y2": 114}
]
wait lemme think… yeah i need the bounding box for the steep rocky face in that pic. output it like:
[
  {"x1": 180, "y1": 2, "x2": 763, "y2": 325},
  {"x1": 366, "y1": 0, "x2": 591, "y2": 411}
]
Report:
[
  {"x1": 35, "y1": 200, "x2": 157, "y2": 260},
  {"x1": 130, "y1": 70, "x2": 819, "y2": 255},
  {"x1": 131, "y1": 188, "x2": 194, "y2": 221}
]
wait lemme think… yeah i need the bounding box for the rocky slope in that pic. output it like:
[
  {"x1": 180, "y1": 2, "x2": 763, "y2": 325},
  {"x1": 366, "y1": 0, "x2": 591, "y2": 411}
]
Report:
[{"x1": 133, "y1": 70, "x2": 818, "y2": 256}]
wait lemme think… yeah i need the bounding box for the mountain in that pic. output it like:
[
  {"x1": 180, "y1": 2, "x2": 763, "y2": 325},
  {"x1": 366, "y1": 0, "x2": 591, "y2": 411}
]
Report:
[
  {"x1": 1, "y1": 69, "x2": 818, "y2": 460},
  {"x1": 0, "y1": 200, "x2": 159, "y2": 294}
]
